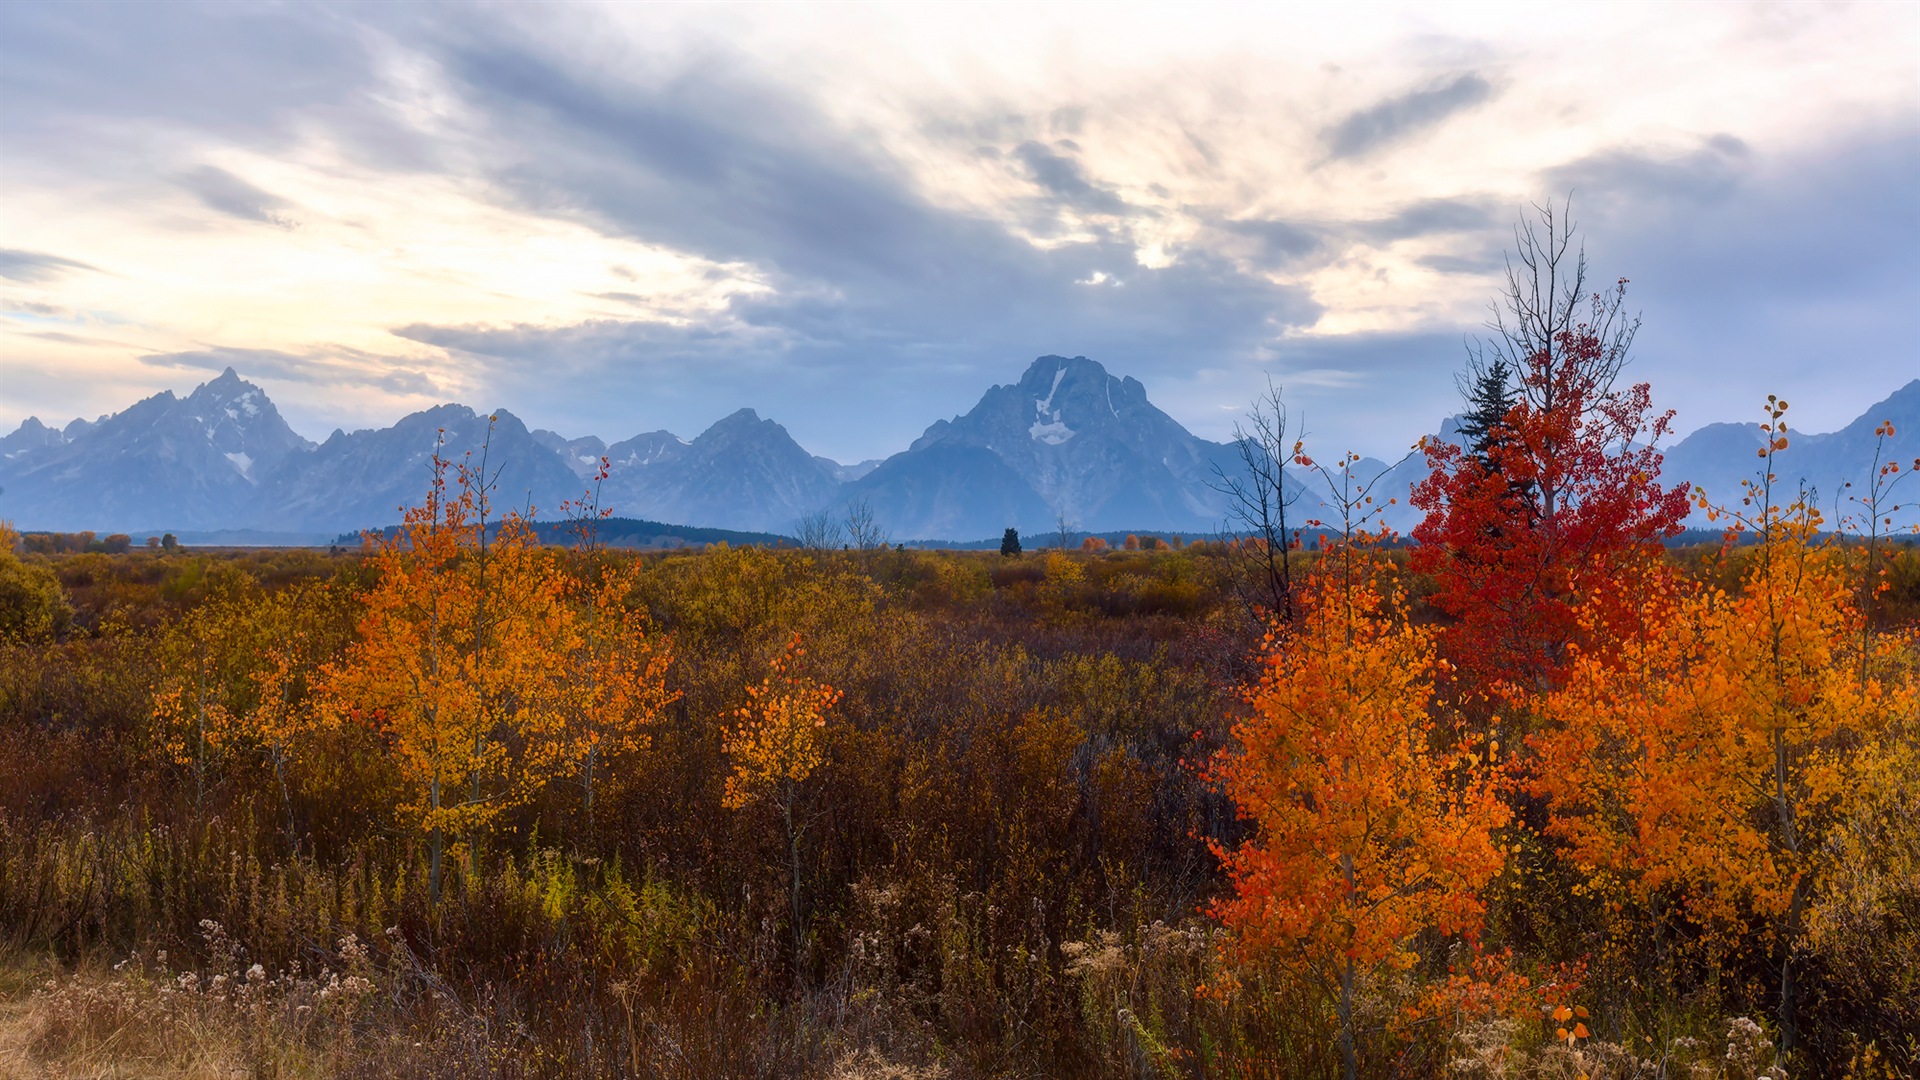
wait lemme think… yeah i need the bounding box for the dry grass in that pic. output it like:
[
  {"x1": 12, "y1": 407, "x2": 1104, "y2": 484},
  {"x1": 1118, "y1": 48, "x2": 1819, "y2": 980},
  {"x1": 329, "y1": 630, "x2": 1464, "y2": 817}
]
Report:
[
  {"x1": 0, "y1": 926, "x2": 962, "y2": 1080},
  {"x1": 0, "y1": 943, "x2": 1850, "y2": 1080},
  {"x1": 0, "y1": 926, "x2": 508, "y2": 1080}
]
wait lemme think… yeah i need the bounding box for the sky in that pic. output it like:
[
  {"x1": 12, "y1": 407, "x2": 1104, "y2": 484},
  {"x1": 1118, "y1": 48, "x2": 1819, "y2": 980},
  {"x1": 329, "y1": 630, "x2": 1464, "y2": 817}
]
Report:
[{"x1": 1, "y1": 1, "x2": 1916, "y2": 463}]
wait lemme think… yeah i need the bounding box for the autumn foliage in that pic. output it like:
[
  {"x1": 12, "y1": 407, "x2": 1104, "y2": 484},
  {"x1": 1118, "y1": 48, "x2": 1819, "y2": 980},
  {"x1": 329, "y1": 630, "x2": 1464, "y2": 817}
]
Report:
[
  {"x1": 1412, "y1": 289, "x2": 1691, "y2": 695},
  {"x1": 1212, "y1": 553, "x2": 1509, "y2": 1075},
  {"x1": 1200, "y1": 326, "x2": 1912, "y2": 1076},
  {"x1": 1, "y1": 385, "x2": 1917, "y2": 1076},
  {"x1": 1533, "y1": 510, "x2": 1911, "y2": 923}
]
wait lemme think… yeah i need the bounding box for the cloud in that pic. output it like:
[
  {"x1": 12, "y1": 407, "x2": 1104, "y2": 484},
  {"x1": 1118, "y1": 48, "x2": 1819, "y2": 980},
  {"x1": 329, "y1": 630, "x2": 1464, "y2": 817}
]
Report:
[
  {"x1": 438, "y1": 40, "x2": 962, "y2": 287},
  {"x1": 140, "y1": 346, "x2": 440, "y2": 396},
  {"x1": 1323, "y1": 73, "x2": 1495, "y2": 160},
  {"x1": 19, "y1": 329, "x2": 135, "y2": 348},
  {"x1": 1218, "y1": 218, "x2": 1325, "y2": 270},
  {"x1": 1012, "y1": 140, "x2": 1130, "y2": 214},
  {"x1": 1418, "y1": 252, "x2": 1503, "y2": 275},
  {"x1": 0, "y1": 3, "x2": 442, "y2": 173},
  {"x1": 356, "y1": 33, "x2": 1322, "y2": 454},
  {"x1": 1544, "y1": 135, "x2": 1749, "y2": 213},
  {"x1": 1548, "y1": 124, "x2": 1920, "y2": 436},
  {"x1": 394, "y1": 232, "x2": 1322, "y2": 454},
  {"x1": 0, "y1": 248, "x2": 98, "y2": 283},
  {"x1": 1, "y1": 4, "x2": 1914, "y2": 464},
  {"x1": 1212, "y1": 196, "x2": 1497, "y2": 274},
  {"x1": 1363, "y1": 197, "x2": 1497, "y2": 240},
  {"x1": 177, "y1": 165, "x2": 294, "y2": 225}
]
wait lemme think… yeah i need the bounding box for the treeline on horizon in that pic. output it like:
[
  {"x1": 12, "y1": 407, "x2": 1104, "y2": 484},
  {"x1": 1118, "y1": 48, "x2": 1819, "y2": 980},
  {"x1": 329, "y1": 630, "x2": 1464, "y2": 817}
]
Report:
[{"x1": 1, "y1": 214, "x2": 1918, "y2": 1079}]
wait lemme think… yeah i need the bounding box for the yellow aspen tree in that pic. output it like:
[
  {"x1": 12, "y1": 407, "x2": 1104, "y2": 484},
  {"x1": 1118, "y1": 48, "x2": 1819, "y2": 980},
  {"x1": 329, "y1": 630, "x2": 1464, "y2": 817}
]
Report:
[
  {"x1": 544, "y1": 463, "x2": 678, "y2": 828},
  {"x1": 1532, "y1": 399, "x2": 1919, "y2": 1055},
  {"x1": 238, "y1": 583, "x2": 352, "y2": 846},
  {"x1": 722, "y1": 633, "x2": 842, "y2": 972},
  {"x1": 324, "y1": 433, "x2": 570, "y2": 904},
  {"x1": 149, "y1": 576, "x2": 267, "y2": 810},
  {"x1": 149, "y1": 577, "x2": 347, "y2": 835},
  {"x1": 150, "y1": 636, "x2": 239, "y2": 810}
]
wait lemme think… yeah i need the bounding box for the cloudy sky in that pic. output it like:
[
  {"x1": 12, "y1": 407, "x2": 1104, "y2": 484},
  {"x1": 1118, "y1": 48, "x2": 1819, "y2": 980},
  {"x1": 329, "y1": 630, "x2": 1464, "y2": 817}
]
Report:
[{"x1": 2, "y1": 2, "x2": 1915, "y2": 462}]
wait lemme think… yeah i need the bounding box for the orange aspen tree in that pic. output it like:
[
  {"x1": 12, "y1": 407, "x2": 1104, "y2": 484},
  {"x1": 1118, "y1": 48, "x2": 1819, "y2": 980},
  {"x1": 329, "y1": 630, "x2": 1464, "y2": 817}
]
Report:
[
  {"x1": 549, "y1": 560, "x2": 676, "y2": 823},
  {"x1": 548, "y1": 460, "x2": 677, "y2": 825},
  {"x1": 325, "y1": 434, "x2": 569, "y2": 904},
  {"x1": 1531, "y1": 400, "x2": 1919, "y2": 1055},
  {"x1": 1211, "y1": 555, "x2": 1509, "y2": 1080},
  {"x1": 722, "y1": 633, "x2": 842, "y2": 972}
]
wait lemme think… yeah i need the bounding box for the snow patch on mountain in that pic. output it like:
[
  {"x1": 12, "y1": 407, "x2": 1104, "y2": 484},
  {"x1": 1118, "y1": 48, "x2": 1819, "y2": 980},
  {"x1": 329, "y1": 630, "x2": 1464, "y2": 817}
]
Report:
[
  {"x1": 1029, "y1": 363, "x2": 1077, "y2": 443},
  {"x1": 1029, "y1": 418, "x2": 1076, "y2": 444}
]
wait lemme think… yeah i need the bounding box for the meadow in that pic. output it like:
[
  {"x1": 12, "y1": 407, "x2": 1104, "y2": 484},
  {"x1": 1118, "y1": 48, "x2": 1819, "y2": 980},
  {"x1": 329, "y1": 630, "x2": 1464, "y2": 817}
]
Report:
[{"x1": 0, "y1": 398, "x2": 1915, "y2": 1079}]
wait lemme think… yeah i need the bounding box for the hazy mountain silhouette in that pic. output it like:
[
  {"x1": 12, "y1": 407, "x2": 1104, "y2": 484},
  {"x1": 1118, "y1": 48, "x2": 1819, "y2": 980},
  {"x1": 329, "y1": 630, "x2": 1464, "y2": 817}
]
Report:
[{"x1": 4, "y1": 365, "x2": 1914, "y2": 541}]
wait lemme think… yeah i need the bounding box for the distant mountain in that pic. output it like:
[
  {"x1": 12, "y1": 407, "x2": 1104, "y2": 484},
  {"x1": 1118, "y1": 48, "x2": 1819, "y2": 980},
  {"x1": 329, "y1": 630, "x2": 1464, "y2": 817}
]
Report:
[
  {"x1": 1662, "y1": 379, "x2": 1920, "y2": 528},
  {"x1": 1343, "y1": 382, "x2": 1920, "y2": 537},
  {"x1": 596, "y1": 409, "x2": 841, "y2": 533},
  {"x1": 892, "y1": 355, "x2": 1241, "y2": 537},
  {"x1": 0, "y1": 368, "x2": 311, "y2": 531},
  {"x1": 252, "y1": 405, "x2": 580, "y2": 533},
  {"x1": 817, "y1": 456, "x2": 883, "y2": 483},
  {"x1": 843, "y1": 442, "x2": 1058, "y2": 541},
  {"x1": 346, "y1": 516, "x2": 792, "y2": 551},
  {"x1": 531, "y1": 429, "x2": 609, "y2": 480},
  {"x1": 606, "y1": 431, "x2": 686, "y2": 472},
  {"x1": 0, "y1": 417, "x2": 70, "y2": 461},
  {"x1": 1329, "y1": 418, "x2": 1473, "y2": 538},
  {"x1": 4, "y1": 365, "x2": 1913, "y2": 542}
]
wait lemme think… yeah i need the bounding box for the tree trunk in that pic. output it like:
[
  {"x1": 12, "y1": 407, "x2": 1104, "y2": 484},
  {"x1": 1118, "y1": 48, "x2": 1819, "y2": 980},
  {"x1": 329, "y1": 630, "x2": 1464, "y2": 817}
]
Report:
[
  {"x1": 273, "y1": 747, "x2": 297, "y2": 852},
  {"x1": 429, "y1": 773, "x2": 443, "y2": 907},
  {"x1": 1340, "y1": 850, "x2": 1358, "y2": 1080},
  {"x1": 1774, "y1": 729, "x2": 1805, "y2": 1057},
  {"x1": 469, "y1": 731, "x2": 485, "y2": 889},
  {"x1": 786, "y1": 790, "x2": 804, "y2": 983},
  {"x1": 1340, "y1": 956, "x2": 1357, "y2": 1080}
]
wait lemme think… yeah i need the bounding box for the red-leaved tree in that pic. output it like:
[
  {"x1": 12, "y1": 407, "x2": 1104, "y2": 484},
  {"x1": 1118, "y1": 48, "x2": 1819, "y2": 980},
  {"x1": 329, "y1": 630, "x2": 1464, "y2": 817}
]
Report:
[{"x1": 1412, "y1": 204, "x2": 1690, "y2": 695}]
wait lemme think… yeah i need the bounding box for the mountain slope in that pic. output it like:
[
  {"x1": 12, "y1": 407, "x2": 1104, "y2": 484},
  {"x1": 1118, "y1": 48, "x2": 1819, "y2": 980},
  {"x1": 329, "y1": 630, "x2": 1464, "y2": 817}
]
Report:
[
  {"x1": 531, "y1": 429, "x2": 610, "y2": 480},
  {"x1": 842, "y1": 442, "x2": 1057, "y2": 541},
  {"x1": 1663, "y1": 380, "x2": 1920, "y2": 527},
  {"x1": 252, "y1": 406, "x2": 580, "y2": 533},
  {"x1": 596, "y1": 409, "x2": 840, "y2": 533},
  {"x1": 0, "y1": 368, "x2": 311, "y2": 531},
  {"x1": 900, "y1": 355, "x2": 1238, "y2": 535}
]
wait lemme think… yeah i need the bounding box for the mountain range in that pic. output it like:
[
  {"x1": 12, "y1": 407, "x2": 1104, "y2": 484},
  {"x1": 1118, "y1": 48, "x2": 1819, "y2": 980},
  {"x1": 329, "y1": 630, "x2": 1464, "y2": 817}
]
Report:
[{"x1": 2, "y1": 357, "x2": 1915, "y2": 542}]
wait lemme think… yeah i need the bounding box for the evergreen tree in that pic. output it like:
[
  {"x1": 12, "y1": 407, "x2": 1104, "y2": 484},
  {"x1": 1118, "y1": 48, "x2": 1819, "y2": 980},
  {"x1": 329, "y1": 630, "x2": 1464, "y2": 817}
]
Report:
[
  {"x1": 1455, "y1": 357, "x2": 1516, "y2": 464},
  {"x1": 1000, "y1": 527, "x2": 1022, "y2": 556},
  {"x1": 1449, "y1": 356, "x2": 1538, "y2": 530}
]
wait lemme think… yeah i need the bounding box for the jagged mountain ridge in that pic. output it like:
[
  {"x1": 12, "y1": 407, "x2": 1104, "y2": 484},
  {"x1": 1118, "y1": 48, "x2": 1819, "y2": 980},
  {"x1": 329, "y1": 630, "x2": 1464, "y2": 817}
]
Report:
[
  {"x1": 3, "y1": 364, "x2": 1915, "y2": 540},
  {"x1": 1661, "y1": 379, "x2": 1920, "y2": 528},
  {"x1": 0, "y1": 368, "x2": 313, "y2": 531},
  {"x1": 593, "y1": 408, "x2": 843, "y2": 534},
  {"x1": 901, "y1": 355, "x2": 1243, "y2": 535},
  {"x1": 254, "y1": 404, "x2": 582, "y2": 533}
]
